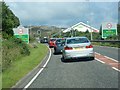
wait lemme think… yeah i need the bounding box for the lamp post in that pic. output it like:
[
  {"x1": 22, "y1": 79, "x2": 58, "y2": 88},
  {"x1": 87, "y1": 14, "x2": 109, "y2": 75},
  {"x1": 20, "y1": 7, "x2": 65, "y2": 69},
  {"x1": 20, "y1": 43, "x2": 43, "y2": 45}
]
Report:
[
  {"x1": 87, "y1": 0, "x2": 93, "y2": 40},
  {"x1": 87, "y1": 20, "x2": 93, "y2": 40}
]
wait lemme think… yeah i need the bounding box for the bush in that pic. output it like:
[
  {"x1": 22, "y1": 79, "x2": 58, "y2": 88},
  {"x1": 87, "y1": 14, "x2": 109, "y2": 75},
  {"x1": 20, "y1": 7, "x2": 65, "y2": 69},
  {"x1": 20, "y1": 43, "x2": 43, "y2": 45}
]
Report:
[
  {"x1": 12, "y1": 37, "x2": 30, "y2": 55},
  {"x1": 2, "y1": 37, "x2": 30, "y2": 71}
]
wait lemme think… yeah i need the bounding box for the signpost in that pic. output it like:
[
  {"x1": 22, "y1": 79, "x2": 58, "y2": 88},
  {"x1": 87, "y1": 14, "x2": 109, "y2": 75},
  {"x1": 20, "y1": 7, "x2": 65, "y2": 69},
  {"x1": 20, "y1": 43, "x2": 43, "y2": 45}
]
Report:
[
  {"x1": 13, "y1": 26, "x2": 29, "y2": 44},
  {"x1": 102, "y1": 22, "x2": 117, "y2": 38}
]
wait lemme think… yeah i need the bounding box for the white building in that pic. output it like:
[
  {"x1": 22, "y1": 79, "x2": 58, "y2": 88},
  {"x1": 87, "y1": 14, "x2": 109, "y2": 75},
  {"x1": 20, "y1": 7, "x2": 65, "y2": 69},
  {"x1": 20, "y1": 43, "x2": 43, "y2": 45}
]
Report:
[{"x1": 63, "y1": 22, "x2": 99, "y2": 33}]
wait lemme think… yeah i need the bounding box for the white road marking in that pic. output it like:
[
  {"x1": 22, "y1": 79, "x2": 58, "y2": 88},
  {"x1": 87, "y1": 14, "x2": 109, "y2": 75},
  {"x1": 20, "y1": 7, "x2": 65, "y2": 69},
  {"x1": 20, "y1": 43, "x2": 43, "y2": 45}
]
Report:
[
  {"x1": 95, "y1": 52, "x2": 101, "y2": 55},
  {"x1": 112, "y1": 67, "x2": 120, "y2": 72},
  {"x1": 95, "y1": 52, "x2": 119, "y2": 63},
  {"x1": 95, "y1": 51, "x2": 120, "y2": 72},
  {"x1": 24, "y1": 46, "x2": 52, "y2": 88},
  {"x1": 95, "y1": 58, "x2": 105, "y2": 64},
  {"x1": 104, "y1": 56, "x2": 118, "y2": 63}
]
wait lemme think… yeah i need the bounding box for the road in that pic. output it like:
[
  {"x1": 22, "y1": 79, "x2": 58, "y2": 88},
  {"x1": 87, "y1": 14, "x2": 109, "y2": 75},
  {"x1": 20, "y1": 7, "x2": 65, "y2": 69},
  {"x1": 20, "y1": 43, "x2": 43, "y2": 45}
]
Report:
[
  {"x1": 27, "y1": 46, "x2": 119, "y2": 88},
  {"x1": 94, "y1": 46, "x2": 119, "y2": 61}
]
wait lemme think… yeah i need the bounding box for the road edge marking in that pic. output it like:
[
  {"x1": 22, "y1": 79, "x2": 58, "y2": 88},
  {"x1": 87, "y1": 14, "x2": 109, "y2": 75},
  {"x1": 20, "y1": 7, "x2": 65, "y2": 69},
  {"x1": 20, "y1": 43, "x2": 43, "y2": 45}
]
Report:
[
  {"x1": 94, "y1": 52, "x2": 101, "y2": 55},
  {"x1": 112, "y1": 67, "x2": 120, "y2": 72},
  {"x1": 104, "y1": 56, "x2": 118, "y2": 62},
  {"x1": 95, "y1": 52, "x2": 120, "y2": 72},
  {"x1": 95, "y1": 58, "x2": 105, "y2": 64},
  {"x1": 24, "y1": 46, "x2": 52, "y2": 88},
  {"x1": 95, "y1": 52, "x2": 118, "y2": 63}
]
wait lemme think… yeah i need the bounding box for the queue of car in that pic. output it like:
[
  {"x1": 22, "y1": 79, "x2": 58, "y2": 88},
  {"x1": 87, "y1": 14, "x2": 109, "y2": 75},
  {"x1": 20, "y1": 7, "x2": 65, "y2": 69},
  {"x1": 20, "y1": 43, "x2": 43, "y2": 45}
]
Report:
[{"x1": 47, "y1": 37, "x2": 94, "y2": 61}]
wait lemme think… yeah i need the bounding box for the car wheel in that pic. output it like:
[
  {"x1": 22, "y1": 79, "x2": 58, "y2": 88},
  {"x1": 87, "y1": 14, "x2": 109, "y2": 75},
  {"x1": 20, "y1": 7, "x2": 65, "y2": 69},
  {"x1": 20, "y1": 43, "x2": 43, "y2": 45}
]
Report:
[
  {"x1": 62, "y1": 55, "x2": 66, "y2": 62},
  {"x1": 54, "y1": 48, "x2": 56, "y2": 54}
]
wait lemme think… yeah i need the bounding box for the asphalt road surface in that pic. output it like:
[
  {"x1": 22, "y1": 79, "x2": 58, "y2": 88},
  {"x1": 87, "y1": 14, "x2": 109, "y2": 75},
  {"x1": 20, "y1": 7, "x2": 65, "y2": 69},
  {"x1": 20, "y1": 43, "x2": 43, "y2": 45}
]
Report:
[
  {"x1": 28, "y1": 46, "x2": 119, "y2": 88},
  {"x1": 93, "y1": 46, "x2": 119, "y2": 61}
]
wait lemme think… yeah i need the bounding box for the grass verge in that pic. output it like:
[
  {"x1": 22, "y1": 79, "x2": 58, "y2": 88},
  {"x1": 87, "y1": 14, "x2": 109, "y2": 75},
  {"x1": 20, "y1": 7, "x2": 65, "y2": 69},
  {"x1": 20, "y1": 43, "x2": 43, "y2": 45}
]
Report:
[{"x1": 2, "y1": 44, "x2": 48, "y2": 88}]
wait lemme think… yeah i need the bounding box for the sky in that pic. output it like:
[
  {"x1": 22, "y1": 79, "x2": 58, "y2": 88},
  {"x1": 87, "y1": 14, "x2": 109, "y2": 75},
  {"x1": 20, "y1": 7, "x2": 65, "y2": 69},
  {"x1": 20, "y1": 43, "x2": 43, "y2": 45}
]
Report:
[{"x1": 4, "y1": 0, "x2": 119, "y2": 29}]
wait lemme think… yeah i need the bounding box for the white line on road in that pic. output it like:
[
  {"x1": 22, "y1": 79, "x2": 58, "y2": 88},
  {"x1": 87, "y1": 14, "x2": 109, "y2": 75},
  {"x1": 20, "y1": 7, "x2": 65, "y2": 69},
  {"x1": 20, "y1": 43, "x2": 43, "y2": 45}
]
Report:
[
  {"x1": 112, "y1": 67, "x2": 120, "y2": 72},
  {"x1": 95, "y1": 58, "x2": 105, "y2": 64},
  {"x1": 95, "y1": 52, "x2": 119, "y2": 63},
  {"x1": 95, "y1": 52, "x2": 101, "y2": 55},
  {"x1": 104, "y1": 56, "x2": 118, "y2": 63},
  {"x1": 24, "y1": 46, "x2": 52, "y2": 89}
]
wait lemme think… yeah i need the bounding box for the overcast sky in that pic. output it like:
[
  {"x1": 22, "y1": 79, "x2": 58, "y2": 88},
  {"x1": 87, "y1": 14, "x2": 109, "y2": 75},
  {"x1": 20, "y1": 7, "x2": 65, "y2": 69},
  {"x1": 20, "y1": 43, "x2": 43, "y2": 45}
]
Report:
[{"x1": 5, "y1": 1, "x2": 118, "y2": 29}]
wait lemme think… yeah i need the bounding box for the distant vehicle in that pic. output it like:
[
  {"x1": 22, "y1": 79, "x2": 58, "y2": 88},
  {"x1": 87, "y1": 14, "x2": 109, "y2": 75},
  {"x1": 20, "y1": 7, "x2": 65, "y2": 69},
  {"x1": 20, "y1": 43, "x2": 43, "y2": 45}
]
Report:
[
  {"x1": 41, "y1": 37, "x2": 48, "y2": 43},
  {"x1": 54, "y1": 38, "x2": 66, "y2": 54},
  {"x1": 48, "y1": 38, "x2": 57, "y2": 48},
  {"x1": 62, "y1": 37, "x2": 94, "y2": 61}
]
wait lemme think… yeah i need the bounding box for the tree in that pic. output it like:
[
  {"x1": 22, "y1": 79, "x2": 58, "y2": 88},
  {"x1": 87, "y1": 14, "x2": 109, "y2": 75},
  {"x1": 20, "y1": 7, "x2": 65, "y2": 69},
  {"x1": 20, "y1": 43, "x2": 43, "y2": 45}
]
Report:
[
  {"x1": 85, "y1": 29, "x2": 89, "y2": 34},
  {"x1": 0, "y1": 2, "x2": 2, "y2": 29},
  {"x1": 117, "y1": 24, "x2": 120, "y2": 40},
  {"x1": 2, "y1": 2, "x2": 20, "y2": 38}
]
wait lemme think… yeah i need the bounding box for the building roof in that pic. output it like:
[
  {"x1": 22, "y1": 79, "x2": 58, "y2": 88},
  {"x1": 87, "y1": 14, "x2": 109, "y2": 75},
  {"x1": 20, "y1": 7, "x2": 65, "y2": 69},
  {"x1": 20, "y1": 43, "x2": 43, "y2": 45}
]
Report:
[{"x1": 63, "y1": 22, "x2": 99, "y2": 33}]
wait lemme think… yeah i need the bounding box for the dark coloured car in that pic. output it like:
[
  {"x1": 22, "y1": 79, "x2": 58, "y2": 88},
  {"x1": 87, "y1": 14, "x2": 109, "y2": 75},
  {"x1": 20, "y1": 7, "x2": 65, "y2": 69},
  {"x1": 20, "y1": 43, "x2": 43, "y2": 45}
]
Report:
[
  {"x1": 54, "y1": 38, "x2": 65, "y2": 54},
  {"x1": 41, "y1": 37, "x2": 48, "y2": 43}
]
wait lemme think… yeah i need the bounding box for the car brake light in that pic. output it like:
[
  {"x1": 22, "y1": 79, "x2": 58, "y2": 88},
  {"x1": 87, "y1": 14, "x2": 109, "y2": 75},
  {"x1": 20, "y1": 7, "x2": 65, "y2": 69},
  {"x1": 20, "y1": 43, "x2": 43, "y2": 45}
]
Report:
[
  {"x1": 86, "y1": 45, "x2": 93, "y2": 48},
  {"x1": 64, "y1": 46, "x2": 73, "y2": 50}
]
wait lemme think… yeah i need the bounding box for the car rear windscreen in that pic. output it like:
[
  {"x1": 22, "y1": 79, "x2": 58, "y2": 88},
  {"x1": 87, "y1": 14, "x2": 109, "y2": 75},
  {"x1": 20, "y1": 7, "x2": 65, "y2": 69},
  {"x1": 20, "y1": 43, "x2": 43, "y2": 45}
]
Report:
[
  {"x1": 43, "y1": 38, "x2": 48, "y2": 40},
  {"x1": 56, "y1": 39, "x2": 65, "y2": 43},
  {"x1": 50, "y1": 39, "x2": 56, "y2": 41},
  {"x1": 67, "y1": 38, "x2": 89, "y2": 44}
]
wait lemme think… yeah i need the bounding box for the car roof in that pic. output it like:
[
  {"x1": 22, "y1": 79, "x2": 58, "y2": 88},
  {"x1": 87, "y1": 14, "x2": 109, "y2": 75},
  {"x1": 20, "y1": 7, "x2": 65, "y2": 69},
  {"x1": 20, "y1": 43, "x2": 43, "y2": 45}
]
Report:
[
  {"x1": 50, "y1": 38, "x2": 56, "y2": 39},
  {"x1": 66, "y1": 37, "x2": 88, "y2": 39}
]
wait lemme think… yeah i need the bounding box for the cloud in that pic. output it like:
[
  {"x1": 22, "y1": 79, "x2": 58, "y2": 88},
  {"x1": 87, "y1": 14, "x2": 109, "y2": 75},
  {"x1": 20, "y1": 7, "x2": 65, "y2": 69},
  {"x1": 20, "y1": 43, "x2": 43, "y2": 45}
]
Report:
[{"x1": 5, "y1": 2, "x2": 118, "y2": 29}]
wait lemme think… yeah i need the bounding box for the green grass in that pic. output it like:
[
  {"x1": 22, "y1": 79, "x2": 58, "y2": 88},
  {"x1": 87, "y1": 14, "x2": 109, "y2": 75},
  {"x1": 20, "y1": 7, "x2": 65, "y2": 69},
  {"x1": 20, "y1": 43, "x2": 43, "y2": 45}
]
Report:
[
  {"x1": 0, "y1": 68, "x2": 1, "y2": 89},
  {"x1": 2, "y1": 44, "x2": 48, "y2": 88}
]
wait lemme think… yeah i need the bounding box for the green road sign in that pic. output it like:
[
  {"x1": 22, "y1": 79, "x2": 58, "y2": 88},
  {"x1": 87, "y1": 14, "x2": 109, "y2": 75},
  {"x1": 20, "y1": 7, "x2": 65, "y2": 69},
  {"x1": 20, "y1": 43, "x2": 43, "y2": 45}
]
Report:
[
  {"x1": 102, "y1": 22, "x2": 117, "y2": 38},
  {"x1": 15, "y1": 34, "x2": 29, "y2": 43},
  {"x1": 13, "y1": 26, "x2": 29, "y2": 44}
]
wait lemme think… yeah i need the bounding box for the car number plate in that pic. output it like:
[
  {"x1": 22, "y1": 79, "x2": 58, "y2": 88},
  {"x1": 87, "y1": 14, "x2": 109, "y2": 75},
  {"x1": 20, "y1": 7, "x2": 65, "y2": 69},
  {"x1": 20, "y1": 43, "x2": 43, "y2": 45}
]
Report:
[
  {"x1": 74, "y1": 47, "x2": 84, "y2": 50},
  {"x1": 74, "y1": 47, "x2": 81, "y2": 50}
]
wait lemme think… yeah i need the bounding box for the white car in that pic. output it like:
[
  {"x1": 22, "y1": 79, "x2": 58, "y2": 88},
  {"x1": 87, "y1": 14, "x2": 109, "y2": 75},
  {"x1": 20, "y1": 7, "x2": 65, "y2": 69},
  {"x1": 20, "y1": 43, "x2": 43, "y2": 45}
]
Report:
[{"x1": 62, "y1": 37, "x2": 94, "y2": 61}]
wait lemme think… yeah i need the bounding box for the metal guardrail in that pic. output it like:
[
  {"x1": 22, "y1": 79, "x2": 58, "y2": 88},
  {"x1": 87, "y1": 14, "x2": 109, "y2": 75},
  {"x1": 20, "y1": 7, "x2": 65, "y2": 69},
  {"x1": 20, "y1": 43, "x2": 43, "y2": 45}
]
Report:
[
  {"x1": 90, "y1": 40, "x2": 120, "y2": 48},
  {"x1": 90, "y1": 40, "x2": 120, "y2": 42}
]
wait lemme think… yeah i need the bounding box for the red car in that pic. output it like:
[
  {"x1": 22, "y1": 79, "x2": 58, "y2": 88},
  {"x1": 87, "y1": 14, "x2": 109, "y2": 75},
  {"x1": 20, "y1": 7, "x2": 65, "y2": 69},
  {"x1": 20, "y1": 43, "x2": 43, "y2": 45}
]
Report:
[{"x1": 48, "y1": 38, "x2": 57, "y2": 48}]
